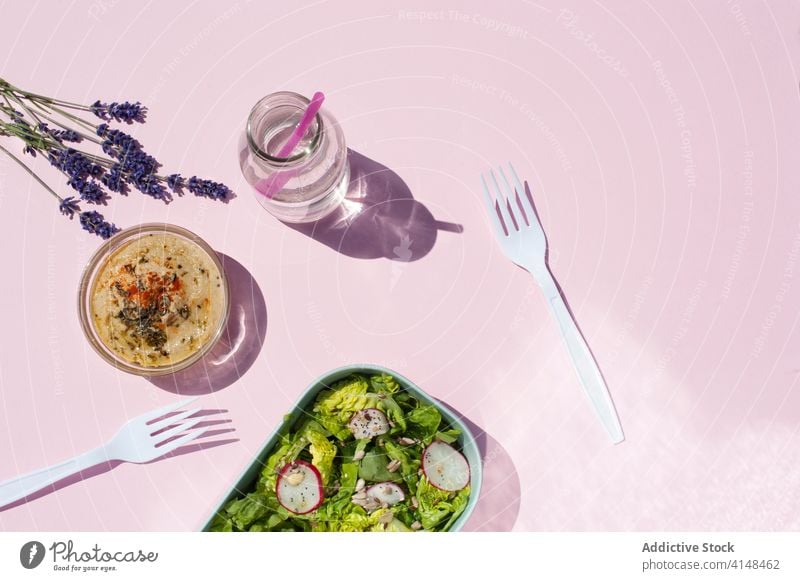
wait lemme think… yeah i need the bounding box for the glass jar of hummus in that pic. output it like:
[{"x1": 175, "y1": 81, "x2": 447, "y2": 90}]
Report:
[{"x1": 78, "y1": 223, "x2": 230, "y2": 376}]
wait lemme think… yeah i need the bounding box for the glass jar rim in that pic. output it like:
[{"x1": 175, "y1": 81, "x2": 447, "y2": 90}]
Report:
[
  {"x1": 246, "y1": 91, "x2": 324, "y2": 165},
  {"x1": 77, "y1": 223, "x2": 231, "y2": 377}
]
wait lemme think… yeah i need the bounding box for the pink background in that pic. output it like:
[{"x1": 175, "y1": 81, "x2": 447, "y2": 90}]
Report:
[{"x1": 1, "y1": 0, "x2": 799, "y2": 531}]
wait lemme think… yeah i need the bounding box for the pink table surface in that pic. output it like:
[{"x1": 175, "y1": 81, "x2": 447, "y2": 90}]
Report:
[{"x1": 1, "y1": 0, "x2": 799, "y2": 532}]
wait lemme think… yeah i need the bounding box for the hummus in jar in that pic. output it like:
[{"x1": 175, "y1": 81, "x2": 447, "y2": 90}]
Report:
[{"x1": 89, "y1": 232, "x2": 226, "y2": 368}]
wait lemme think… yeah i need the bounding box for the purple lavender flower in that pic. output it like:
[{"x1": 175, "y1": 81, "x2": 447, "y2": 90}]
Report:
[
  {"x1": 131, "y1": 173, "x2": 168, "y2": 200},
  {"x1": 97, "y1": 125, "x2": 142, "y2": 151},
  {"x1": 79, "y1": 210, "x2": 119, "y2": 239},
  {"x1": 91, "y1": 100, "x2": 147, "y2": 123},
  {"x1": 58, "y1": 196, "x2": 81, "y2": 218},
  {"x1": 117, "y1": 147, "x2": 159, "y2": 177},
  {"x1": 34, "y1": 122, "x2": 81, "y2": 143},
  {"x1": 48, "y1": 148, "x2": 103, "y2": 179},
  {"x1": 68, "y1": 177, "x2": 107, "y2": 204},
  {"x1": 22, "y1": 145, "x2": 36, "y2": 157},
  {"x1": 100, "y1": 165, "x2": 127, "y2": 193},
  {"x1": 166, "y1": 173, "x2": 185, "y2": 192},
  {"x1": 121, "y1": 155, "x2": 167, "y2": 200},
  {"x1": 46, "y1": 148, "x2": 108, "y2": 202},
  {"x1": 97, "y1": 126, "x2": 167, "y2": 200},
  {"x1": 187, "y1": 176, "x2": 231, "y2": 201},
  {"x1": 55, "y1": 129, "x2": 82, "y2": 143},
  {"x1": 98, "y1": 126, "x2": 148, "y2": 165},
  {"x1": 6, "y1": 108, "x2": 24, "y2": 122}
]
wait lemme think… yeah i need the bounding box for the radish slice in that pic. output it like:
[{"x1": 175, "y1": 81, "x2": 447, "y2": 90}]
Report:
[
  {"x1": 276, "y1": 460, "x2": 323, "y2": 514},
  {"x1": 422, "y1": 441, "x2": 470, "y2": 491},
  {"x1": 348, "y1": 408, "x2": 389, "y2": 439},
  {"x1": 366, "y1": 482, "x2": 405, "y2": 506}
]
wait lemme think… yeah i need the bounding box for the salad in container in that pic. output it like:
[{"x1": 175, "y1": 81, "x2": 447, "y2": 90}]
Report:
[{"x1": 206, "y1": 365, "x2": 481, "y2": 532}]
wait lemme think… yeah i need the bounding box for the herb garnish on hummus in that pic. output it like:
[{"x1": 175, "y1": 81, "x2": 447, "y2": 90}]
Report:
[{"x1": 89, "y1": 232, "x2": 225, "y2": 367}]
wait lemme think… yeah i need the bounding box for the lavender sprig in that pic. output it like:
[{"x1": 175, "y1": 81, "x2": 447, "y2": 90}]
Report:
[
  {"x1": 37, "y1": 122, "x2": 82, "y2": 144},
  {"x1": 186, "y1": 176, "x2": 232, "y2": 201},
  {"x1": 0, "y1": 77, "x2": 233, "y2": 238},
  {"x1": 90, "y1": 100, "x2": 147, "y2": 124},
  {"x1": 79, "y1": 210, "x2": 119, "y2": 239},
  {"x1": 96, "y1": 123, "x2": 167, "y2": 200},
  {"x1": 58, "y1": 196, "x2": 81, "y2": 217},
  {"x1": 0, "y1": 143, "x2": 118, "y2": 239},
  {"x1": 47, "y1": 148, "x2": 108, "y2": 204},
  {"x1": 165, "y1": 173, "x2": 231, "y2": 201}
]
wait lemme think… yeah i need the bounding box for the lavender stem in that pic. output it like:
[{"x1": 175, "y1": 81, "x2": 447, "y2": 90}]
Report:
[{"x1": 0, "y1": 143, "x2": 64, "y2": 202}]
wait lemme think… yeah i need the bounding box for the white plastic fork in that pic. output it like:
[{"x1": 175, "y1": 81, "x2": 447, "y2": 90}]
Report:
[
  {"x1": 482, "y1": 164, "x2": 624, "y2": 444},
  {"x1": 0, "y1": 397, "x2": 208, "y2": 506}
]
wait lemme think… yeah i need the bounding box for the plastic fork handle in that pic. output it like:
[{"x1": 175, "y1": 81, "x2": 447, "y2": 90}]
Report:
[
  {"x1": 539, "y1": 276, "x2": 625, "y2": 444},
  {"x1": 0, "y1": 446, "x2": 108, "y2": 507}
]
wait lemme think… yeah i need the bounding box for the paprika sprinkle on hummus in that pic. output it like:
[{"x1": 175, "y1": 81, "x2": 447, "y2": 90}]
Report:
[{"x1": 88, "y1": 231, "x2": 226, "y2": 368}]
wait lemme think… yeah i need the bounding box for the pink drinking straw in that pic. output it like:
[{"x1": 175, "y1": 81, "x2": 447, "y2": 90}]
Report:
[{"x1": 256, "y1": 91, "x2": 326, "y2": 199}]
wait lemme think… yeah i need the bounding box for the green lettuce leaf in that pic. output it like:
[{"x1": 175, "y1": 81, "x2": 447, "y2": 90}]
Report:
[
  {"x1": 223, "y1": 492, "x2": 278, "y2": 531},
  {"x1": 259, "y1": 424, "x2": 313, "y2": 492},
  {"x1": 208, "y1": 511, "x2": 233, "y2": 532},
  {"x1": 314, "y1": 375, "x2": 377, "y2": 421},
  {"x1": 416, "y1": 476, "x2": 470, "y2": 530},
  {"x1": 313, "y1": 462, "x2": 369, "y2": 531},
  {"x1": 371, "y1": 374, "x2": 407, "y2": 432},
  {"x1": 358, "y1": 448, "x2": 402, "y2": 483},
  {"x1": 370, "y1": 374, "x2": 400, "y2": 394},
  {"x1": 417, "y1": 473, "x2": 451, "y2": 506},
  {"x1": 321, "y1": 462, "x2": 359, "y2": 513},
  {"x1": 384, "y1": 439, "x2": 421, "y2": 493},
  {"x1": 406, "y1": 405, "x2": 442, "y2": 444},
  {"x1": 312, "y1": 413, "x2": 352, "y2": 441},
  {"x1": 441, "y1": 486, "x2": 471, "y2": 531},
  {"x1": 433, "y1": 428, "x2": 461, "y2": 444},
  {"x1": 305, "y1": 423, "x2": 336, "y2": 485},
  {"x1": 369, "y1": 513, "x2": 414, "y2": 532},
  {"x1": 332, "y1": 507, "x2": 390, "y2": 532}
]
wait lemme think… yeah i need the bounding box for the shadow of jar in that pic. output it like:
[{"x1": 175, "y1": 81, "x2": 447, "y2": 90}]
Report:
[
  {"x1": 286, "y1": 149, "x2": 463, "y2": 261},
  {"x1": 149, "y1": 253, "x2": 267, "y2": 394}
]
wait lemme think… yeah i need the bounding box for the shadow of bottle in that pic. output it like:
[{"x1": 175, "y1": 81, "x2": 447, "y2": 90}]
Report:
[
  {"x1": 286, "y1": 149, "x2": 463, "y2": 261},
  {"x1": 149, "y1": 253, "x2": 268, "y2": 395}
]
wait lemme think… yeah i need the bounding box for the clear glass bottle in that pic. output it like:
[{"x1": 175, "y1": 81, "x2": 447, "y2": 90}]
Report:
[{"x1": 239, "y1": 91, "x2": 349, "y2": 223}]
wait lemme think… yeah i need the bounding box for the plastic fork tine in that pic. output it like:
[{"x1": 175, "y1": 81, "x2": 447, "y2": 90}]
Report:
[
  {"x1": 153, "y1": 416, "x2": 208, "y2": 444},
  {"x1": 496, "y1": 166, "x2": 526, "y2": 225},
  {"x1": 507, "y1": 162, "x2": 525, "y2": 196},
  {"x1": 139, "y1": 397, "x2": 199, "y2": 424},
  {"x1": 149, "y1": 408, "x2": 201, "y2": 434},
  {"x1": 157, "y1": 428, "x2": 210, "y2": 455},
  {"x1": 489, "y1": 169, "x2": 515, "y2": 233},
  {"x1": 496, "y1": 166, "x2": 515, "y2": 204},
  {"x1": 481, "y1": 174, "x2": 506, "y2": 239},
  {"x1": 508, "y1": 162, "x2": 539, "y2": 226}
]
